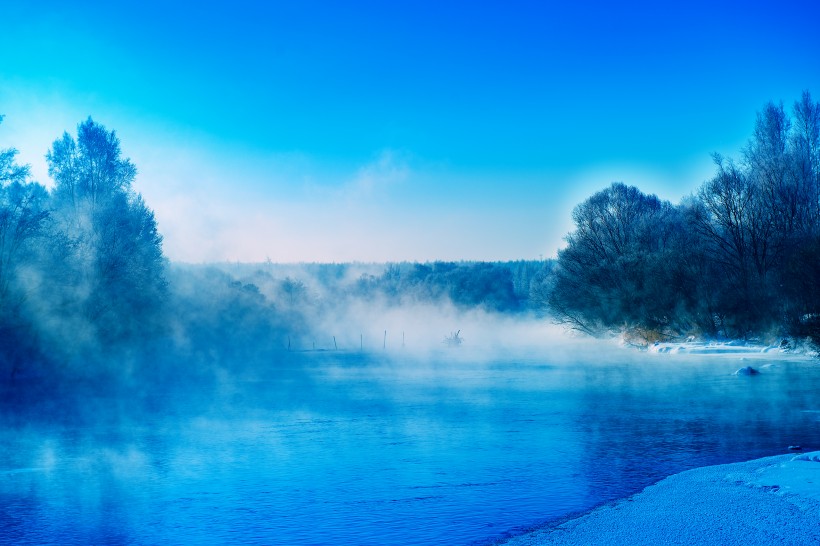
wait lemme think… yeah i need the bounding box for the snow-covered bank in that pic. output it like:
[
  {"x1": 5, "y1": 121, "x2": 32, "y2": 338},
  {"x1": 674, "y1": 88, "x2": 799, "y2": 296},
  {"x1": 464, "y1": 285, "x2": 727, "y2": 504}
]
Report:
[
  {"x1": 632, "y1": 338, "x2": 818, "y2": 359},
  {"x1": 501, "y1": 452, "x2": 820, "y2": 545}
]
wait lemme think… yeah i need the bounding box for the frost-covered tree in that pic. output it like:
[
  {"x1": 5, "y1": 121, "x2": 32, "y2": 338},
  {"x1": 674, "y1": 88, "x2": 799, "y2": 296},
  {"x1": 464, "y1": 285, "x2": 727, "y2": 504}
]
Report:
[
  {"x1": 548, "y1": 183, "x2": 695, "y2": 337},
  {"x1": 544, "y1": 92, "x2": 820, "y2": 342},
  {"x1": 694, "y1": 93, "x2": 820, "y2": 336},
  {"x1": 46, "y1": 118, "x2": 166, "y2": 345},
  {"x1": 0, "y1": 121, "x2": 49, "y2": 305},
  {"x1": 695, "y1": 154, "x2": 766, "y2": 334},
  {"x1": 791, "y1": 91, "x2": 820, "y2": 207},
  {"x1": 782, "y1": 91, "x2": 820, "y2": 337},
  {"x1": 0, "y1": 115, "x2": 50, "y2": 376}
]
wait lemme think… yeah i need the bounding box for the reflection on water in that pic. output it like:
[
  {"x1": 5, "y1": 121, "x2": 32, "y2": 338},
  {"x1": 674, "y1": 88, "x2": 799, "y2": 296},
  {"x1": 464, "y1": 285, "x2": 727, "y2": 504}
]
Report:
[{"x1": 1, "y1": 350, "x2": 819, "y2": 545}]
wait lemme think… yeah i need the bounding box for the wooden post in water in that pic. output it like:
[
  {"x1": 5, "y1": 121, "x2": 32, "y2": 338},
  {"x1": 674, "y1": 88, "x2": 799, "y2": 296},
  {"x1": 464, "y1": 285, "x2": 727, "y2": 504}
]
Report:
[
  {"x1": 383, "y1": 330, "x2": 387, "y2": 350},
  {"x1": 360, "y1": 334, "x2": 363, "y2": 352},
  {"x1": 288, "y1": 336, "x2": 291, "y2": 351},
  {"x1": 333, "y1": 336, "x2": 338, "y2": 350}
]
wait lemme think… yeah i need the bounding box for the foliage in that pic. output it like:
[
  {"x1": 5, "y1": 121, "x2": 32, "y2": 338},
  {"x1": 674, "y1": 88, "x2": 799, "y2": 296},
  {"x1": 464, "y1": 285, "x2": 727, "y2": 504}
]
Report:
[
  {"x1": 4, "y1": 91, "x2": 820, "y2": 384},
  {"x1": 543, "y1": 91, "x2": 820, "y2": 344},
  {"x1": 0, "y1": 117, "x2": 168, "y2": 378},
  {"x1": 44, "y1": 118, "x2": 167, "y2": 347},
  {"x1": 348, "y1": 260, "x2": 545, "y2": 312}
]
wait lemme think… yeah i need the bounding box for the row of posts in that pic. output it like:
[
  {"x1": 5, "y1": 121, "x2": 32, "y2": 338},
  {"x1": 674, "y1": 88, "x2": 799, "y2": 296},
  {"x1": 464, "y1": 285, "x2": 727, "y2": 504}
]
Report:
[{"x1": 287, "y1": 331, "x2": 406, "y2": 352}]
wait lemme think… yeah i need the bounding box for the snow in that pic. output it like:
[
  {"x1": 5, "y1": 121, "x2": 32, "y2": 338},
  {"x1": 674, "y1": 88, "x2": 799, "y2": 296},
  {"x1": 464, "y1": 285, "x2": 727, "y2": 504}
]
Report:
[
  {"x1": 734, "y1": 451, "x2": 820, "y2": 502},
  {"x1": 645, "y1": 340, "x2": 799, "y2": 357},
  {"x1": 501, "y1": 453, "x2": 820, "y2": 545}
]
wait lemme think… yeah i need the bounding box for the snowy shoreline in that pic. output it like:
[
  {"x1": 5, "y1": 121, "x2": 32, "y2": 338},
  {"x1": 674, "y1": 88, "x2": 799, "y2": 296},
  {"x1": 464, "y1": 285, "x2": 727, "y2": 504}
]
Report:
[
  {"x1": 611, "y1": 336, "x2": 819, "y2": 361},
  {"x1": 500, "y1": 452, "x2": 820, "y2": 545}
]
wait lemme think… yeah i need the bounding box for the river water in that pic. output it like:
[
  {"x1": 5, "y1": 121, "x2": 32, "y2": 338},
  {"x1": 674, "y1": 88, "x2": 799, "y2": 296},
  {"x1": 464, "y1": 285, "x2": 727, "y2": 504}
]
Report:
[{"x1": 2, "y1": 345, "x2": 819, "y2": 545}]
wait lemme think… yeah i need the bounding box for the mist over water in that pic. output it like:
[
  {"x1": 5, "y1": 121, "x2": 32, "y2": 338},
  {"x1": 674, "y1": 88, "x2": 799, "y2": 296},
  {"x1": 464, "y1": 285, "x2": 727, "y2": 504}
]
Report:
[
  {"x1": 3, "y1": 19, "x2": 819, "y2": 545},
  {"x1": 2, "y1": 320, "x2": 819, "y2": 545}
]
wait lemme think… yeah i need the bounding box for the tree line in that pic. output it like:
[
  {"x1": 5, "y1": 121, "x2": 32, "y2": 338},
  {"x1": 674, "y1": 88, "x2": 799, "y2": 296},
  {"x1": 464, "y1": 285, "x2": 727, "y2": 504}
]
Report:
[
  {"x1": 350, "y1": 260, "x2": 549, "y2": 312},
  {"x1": 547, "y1": 91, "x2": 820, "y2": 344},
  {"x1": 210, "y1": 259, "x2": 550, "y2": 315},
  {"x1": 2, "y1": 92, "x2": 817, "y2": 387},
  {"x1": 1, "y1": 117, "x2": 166, "y2": 379},
  {"x1": 0, "y1": 114, "x2": 552, "y2": 385}
]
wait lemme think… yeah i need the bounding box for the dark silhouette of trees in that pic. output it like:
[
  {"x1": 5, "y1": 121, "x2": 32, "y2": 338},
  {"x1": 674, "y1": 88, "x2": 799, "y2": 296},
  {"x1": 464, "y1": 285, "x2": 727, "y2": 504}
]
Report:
[
  {"x1": 350, "y1": 261, "x2": 524, "y2": 312},
  {"x1": 695, "y1": 154, "x2": 767, "y2": 334},
  {"x1": 693, "y1": 93, "x2": 820, "y2": 337},
  {"x1": 546, "y1": 91, "x2": 820, "y2": 344},
  {"x1": 548, "y1": 183, "x2": 694, "y2": 337},
  {"x1": 782, "y1": 91, "x2": 820, "y2": 338}
]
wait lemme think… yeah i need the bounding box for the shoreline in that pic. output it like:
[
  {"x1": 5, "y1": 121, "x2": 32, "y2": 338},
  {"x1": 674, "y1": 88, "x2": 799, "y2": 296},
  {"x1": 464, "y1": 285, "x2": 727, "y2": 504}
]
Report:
[
  {"x1": 499, "y1": 452, "x2": 820, "y2": 545},
  {"x1": 620, "y1": 337, "x2": 819, "y2": 359}
]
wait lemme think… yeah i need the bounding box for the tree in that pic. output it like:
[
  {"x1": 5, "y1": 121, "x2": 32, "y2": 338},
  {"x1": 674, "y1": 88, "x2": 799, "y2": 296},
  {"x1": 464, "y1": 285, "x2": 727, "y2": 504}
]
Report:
[
  {"x1": 0, "y1": 180, "x2": 49, "y2": 305},
  {"x1": 0, "y1": 115, "x2": 50, "y2": 376},
  {"x1": 47, "y1": 118, "x2": 137, "y2": 214},
  {"x1": 695, "y1": 95, "x2": 820, "y2": 336},
  {"x1": 0, "y1": 116, "x2": 50, "y2": 315},
  {"x1": 0, "y1": 116, "x2": 31, "y2": 186},
  {"x1": 279, "y1": 277, "x2": 308, "y2": 308},
  {"x1": 782, "y1": 91, "x2": 820, "y2": 334},
  {"x1": 548, "y1": 183, "x2": 691, "y2": 337},
  {"x1": 791, "y1": 91, "x2": 820, "y2": 212},
  {"x1": 45, "y1": 118, "x2": 166, "y2": 345}
]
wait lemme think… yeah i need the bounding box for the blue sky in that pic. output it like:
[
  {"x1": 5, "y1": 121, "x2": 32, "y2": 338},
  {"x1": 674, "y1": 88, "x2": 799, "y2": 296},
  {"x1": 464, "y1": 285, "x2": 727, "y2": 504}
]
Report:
[{"x1": 2, "y1": 1, "x2": 819, "y2": 262}]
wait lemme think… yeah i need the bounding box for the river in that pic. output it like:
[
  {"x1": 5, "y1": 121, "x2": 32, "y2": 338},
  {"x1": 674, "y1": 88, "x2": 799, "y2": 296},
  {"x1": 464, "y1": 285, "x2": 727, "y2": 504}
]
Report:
[{"x1": 2, "y1": 344, "x2": 819, "y2": 545}]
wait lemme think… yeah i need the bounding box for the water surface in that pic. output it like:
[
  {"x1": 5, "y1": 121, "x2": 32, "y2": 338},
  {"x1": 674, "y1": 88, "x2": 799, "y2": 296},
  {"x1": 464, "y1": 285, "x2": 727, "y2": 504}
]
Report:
[{"x1": 2, "y1": 347, "x2": 819, "y2": 545}]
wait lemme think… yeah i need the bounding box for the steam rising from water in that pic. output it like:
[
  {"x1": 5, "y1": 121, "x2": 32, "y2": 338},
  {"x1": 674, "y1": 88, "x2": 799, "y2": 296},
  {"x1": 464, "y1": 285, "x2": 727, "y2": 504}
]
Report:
[{"x1": 310, "y1": 300, "x2": 577, "y2": 357}]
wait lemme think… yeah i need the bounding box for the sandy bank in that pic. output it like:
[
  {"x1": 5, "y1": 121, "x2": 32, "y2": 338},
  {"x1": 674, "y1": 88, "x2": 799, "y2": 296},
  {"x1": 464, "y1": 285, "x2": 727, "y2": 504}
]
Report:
[{"x1": 502, "y1": 452, "x2": 820, "y2": 546}]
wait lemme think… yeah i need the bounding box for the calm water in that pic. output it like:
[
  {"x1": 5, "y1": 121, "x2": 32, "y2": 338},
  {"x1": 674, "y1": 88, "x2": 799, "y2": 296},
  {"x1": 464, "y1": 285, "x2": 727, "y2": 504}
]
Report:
[{"x1": 2, "y1": 347, "x2": 820, "y2": 545}]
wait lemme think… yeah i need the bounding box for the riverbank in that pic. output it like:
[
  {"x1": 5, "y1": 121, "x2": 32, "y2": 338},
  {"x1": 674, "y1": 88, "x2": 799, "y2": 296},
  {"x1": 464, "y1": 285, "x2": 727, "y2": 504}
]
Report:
[
  {"x1": 643, "y1": 338, "x2": 818, "y2": 358},
  {"x1": 613, "y1": 333, "x2": 816, "y2": 357},
  {"x1": 500, "y1": 452, "x2": 820, "y2": 545}
]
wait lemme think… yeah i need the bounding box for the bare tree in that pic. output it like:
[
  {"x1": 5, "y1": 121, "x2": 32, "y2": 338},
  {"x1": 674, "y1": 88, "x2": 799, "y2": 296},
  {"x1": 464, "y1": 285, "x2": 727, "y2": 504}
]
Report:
[
  {"x1": 548, "y1": 183, "x2": 688, "y2": 336},
  {"x1": 790, "y1": 91, "x2": 820, "y2": 234}
]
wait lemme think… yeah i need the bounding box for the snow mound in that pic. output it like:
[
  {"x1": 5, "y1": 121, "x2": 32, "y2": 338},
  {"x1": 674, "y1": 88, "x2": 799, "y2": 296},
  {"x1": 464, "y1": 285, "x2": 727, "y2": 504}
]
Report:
[
  {"x1": 644, "y1": 339, "x2": 814, "y2": 359},
  {"x1": 502, "y1": 454, "x2": 820, "y2": 545},
  {"x1": 741, "y1": 452, "x2": 820, "y2": 502},
  {"x1": 792, "y1": 451, "x2": 820, "y2": 463}
]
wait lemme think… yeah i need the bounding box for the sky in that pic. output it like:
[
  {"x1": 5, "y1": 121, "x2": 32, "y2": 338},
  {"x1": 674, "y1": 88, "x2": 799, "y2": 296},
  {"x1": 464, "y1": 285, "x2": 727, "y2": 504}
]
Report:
[{"x1": 2, "y1": 1, "x2": 819, "y2": 262}]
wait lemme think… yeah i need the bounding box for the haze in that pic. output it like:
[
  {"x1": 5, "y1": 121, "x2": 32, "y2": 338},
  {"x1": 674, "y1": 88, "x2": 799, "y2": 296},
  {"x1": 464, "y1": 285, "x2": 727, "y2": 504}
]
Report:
[{"x1": 2, "y1": 1, "x2": 819, "y2": 262}]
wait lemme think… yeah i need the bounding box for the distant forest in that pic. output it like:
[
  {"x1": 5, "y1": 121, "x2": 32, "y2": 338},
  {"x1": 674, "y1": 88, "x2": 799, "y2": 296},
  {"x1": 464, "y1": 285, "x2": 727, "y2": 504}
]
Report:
[
  {"x1": 1, "y1": 91, "x2": 818, "y2": 384},
  {"x1": 0, "y1": 116, "x2": 550, "y2": 386}
]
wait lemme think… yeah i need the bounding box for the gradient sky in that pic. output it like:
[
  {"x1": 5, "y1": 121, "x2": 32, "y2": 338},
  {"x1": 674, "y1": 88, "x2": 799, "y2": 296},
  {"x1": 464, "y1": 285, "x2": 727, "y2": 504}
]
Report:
[{"x1": 2, "y1": 1, "x2": 819, "y2": 262}]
